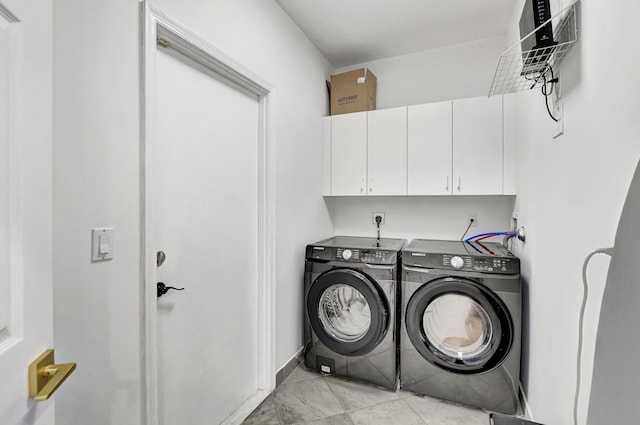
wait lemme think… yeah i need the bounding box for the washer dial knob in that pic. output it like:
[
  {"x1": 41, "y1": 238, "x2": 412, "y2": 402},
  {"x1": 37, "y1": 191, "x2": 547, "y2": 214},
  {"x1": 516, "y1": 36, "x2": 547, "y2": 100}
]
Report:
[
  {"x1": 450, "y1": 256, "x2": 464, "y2": 269},
  {"x1": 342, "y1": 249, "x2": 353, "y2": 261}
]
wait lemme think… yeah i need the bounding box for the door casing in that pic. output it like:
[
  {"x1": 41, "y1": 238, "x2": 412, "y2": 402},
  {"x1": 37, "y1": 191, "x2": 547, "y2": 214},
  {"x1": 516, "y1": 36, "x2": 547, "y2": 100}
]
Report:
[{"x1": 140, "y1": 4, "x2": 276, "y2": 425}]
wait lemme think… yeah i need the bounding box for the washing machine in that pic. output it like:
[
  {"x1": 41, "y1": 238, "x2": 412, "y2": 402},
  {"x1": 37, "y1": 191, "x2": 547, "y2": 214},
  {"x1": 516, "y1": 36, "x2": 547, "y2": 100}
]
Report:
[
  {"x1": 304, "y1": 236, "x2": 406, "y2": 390},
  {"x1": 400, "y1": 239, "x2": 522, "y2": 414}
]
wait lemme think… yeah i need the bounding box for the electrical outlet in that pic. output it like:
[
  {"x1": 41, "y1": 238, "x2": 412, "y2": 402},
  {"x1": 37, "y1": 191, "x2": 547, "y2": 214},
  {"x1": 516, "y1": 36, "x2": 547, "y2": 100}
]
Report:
[
  {"x1": 372, "y1": 212, "x2": 385, "y2": 225},
  {"x1": 553, "y1": 67, "x2": 562, "y2": 102},
  {"x1": 553, "y1": 102, "x2": 564, "y2": 139},
  {"x1": 467, "y1": 213, "x2": 478, "y2": 227}
]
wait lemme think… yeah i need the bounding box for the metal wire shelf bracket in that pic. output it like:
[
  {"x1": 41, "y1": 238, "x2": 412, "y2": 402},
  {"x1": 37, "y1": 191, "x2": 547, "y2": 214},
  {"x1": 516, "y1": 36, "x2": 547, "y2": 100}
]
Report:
[{"x1": 489, "y1": 0, "x2": 579, "y2": 97}]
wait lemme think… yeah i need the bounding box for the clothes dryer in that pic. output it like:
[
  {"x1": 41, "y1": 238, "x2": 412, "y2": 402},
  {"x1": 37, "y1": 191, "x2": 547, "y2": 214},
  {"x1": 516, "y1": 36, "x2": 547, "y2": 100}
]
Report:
[
  {"x1": 401, "y1": 239, "x2": 521, "y2": 414},
  {"x1": 304, "y1": 236, "x2": 406, "y2": 390}
]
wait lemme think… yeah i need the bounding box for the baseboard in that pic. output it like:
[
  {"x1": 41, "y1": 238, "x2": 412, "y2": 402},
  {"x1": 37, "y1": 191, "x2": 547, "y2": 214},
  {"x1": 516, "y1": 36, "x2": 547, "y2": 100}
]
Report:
[
  {"x1": 221, "y1": 348, "x2": 304, "y2": 424},
  {"x1": 491, "y1": 412, "x2": 544, "y2": 425},
  {"x1": 220, "y1": 389, "x2": 270, "y2": 425},
  {"x1": 519, "y1": 383, "x2": 535, "y2": 421},
  {"x1": 275, "y1": 347, "x2": 303, "y2": 387}
]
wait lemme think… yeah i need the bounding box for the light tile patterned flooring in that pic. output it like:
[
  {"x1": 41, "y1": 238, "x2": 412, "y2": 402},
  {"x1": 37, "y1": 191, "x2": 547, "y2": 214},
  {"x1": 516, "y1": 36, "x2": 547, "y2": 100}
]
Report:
[{"x1": 242, "y1": 364, "x2": 489, "y2": 425}]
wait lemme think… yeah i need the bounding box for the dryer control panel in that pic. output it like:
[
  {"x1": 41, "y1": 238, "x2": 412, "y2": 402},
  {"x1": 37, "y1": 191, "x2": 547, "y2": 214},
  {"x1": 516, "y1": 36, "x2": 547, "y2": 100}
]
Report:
[
  {"x1": 471, "y1": 257, "x2": 515, "y2": 273},
  {"x1": 402, "y1": 239, "x2": 520, "y2": 275},
  {"x1": 408, "y1": 253, "x2": 519, "y2": 274}
]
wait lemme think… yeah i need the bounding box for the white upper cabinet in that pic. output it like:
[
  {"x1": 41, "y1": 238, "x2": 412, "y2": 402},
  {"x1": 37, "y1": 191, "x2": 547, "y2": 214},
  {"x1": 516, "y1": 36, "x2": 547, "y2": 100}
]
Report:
[
  {"x1": 367, "y1": 107, "x2": 407, "y2": 195},
  {"x1": 408, "y1": 101, "x2": 453, "y2": 195},
  {"x1": 324, "y1": 95, "x2": 514, "y2": 196},
  {"x1": 322, "y1": 116, "x2": 332, "y2": 196},
  {"x1": 452, "y1": 96, "x2": 503, "y2": 195},
  {"x1": 331, "y1": 111, "x2": 367, "y2": 196}
]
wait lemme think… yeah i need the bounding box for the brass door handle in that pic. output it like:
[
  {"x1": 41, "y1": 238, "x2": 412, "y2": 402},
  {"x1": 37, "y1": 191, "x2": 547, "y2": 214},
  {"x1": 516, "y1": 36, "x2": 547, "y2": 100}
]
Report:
[{"x1": 29, "y1": 349, "x2": 77, "y2": 402}]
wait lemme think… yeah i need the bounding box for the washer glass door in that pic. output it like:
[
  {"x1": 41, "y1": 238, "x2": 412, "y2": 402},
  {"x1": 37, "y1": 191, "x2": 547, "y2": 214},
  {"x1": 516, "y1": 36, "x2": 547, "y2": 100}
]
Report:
[
  {"x1": 307, "y1": 268, "x2": 389, "y2": 356},
  {"x1": 319, "y1": 284, "x2": 371, "y2": 342}
]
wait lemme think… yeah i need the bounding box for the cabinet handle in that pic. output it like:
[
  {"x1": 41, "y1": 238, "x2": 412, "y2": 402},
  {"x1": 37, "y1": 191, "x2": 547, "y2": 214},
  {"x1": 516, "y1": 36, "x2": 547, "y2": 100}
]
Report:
[
  {"x1": 360, "y1": 179, "x2": 364, "y2": 193},
  {"x1": 369, "y1": 177, "x2": 373, "y2": 193},
  {"x1": 445, "y1": 176, "x2": 449, "y2": 192},
  {"x1": 457, "y1": 175, "x2": 461, "y2": 192}
]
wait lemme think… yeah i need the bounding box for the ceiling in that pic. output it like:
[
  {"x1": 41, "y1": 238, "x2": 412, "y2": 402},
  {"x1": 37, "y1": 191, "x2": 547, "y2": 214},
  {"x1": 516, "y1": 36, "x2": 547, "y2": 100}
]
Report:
[{"x1": 275, "y1": 0, "x2": 521, "y2": 68}]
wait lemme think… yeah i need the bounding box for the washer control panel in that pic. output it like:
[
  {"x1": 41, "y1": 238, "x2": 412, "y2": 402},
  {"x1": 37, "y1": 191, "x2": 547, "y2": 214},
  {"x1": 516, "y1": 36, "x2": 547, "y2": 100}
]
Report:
[
  {"x1": 334, "y1": 248, "x2": 392, "y2": 264},
  {"x1": 360, "y1": 249, "x2": 391, "y2": 264},
  {"x1": 305, "y1": 245, "x2": 397, "y2": 265}
]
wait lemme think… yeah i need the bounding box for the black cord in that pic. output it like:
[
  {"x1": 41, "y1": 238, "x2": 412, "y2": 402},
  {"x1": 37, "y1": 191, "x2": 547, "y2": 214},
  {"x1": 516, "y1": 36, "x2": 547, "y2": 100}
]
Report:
[
  {"x1": 542, "y1": 65, "x2": 557, "y2": 95},
  {"x1": 460, "y1": 219, "x2": 474, "y2": 241},
  {"x1": 542, "y1": 68, "x2": 559, "y2": 122}
]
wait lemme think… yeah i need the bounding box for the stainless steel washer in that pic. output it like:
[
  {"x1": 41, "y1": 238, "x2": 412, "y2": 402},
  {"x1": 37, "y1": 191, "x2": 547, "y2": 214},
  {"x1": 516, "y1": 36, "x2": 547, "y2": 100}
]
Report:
[
  {"x1": 401, "y1": 239, "x2": 522, "y2": 414},
  {"x1": 304, "y1": 236, "x2": 406, "y2": 390}
]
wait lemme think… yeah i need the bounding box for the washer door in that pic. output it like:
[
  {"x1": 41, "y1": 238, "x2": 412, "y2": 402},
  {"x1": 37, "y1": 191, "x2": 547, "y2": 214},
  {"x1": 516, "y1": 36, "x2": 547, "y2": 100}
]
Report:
[
  {"x1": 307, "y1": 268, "x2": 389, "y2": 356},
  {"x1": 405, "y1": 277, "x2": 512, "y2": 374}
]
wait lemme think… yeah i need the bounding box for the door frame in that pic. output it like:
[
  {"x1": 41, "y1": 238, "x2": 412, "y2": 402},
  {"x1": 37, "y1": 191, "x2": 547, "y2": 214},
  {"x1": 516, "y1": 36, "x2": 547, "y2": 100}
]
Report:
[{"x1": 140, "y1": 4, "x2": 276, "y2": 425}]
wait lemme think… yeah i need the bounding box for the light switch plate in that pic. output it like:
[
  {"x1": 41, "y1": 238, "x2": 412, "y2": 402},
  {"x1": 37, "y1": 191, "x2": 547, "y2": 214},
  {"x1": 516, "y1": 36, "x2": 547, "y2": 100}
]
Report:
[{"x1": 91, "y1": 227, "x2": 114, "y2": 262}]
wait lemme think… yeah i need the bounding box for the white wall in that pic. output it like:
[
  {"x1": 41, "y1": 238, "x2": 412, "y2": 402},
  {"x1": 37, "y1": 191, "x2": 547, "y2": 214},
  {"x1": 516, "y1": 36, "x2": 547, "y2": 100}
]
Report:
[
  {"x1": 510, "y1": 0, "x2": 640, "y2": 424},
  {"x1": 52, "y1": 0, "x2": 333, "y2": 423},
  {"x1": 52, "y1": 1, "x2": 141, "y2": 424},
  {"x1": 335, "y1": 36, "x2": 509, "y2": 109},
  {"x1": 334, "y1": 196, "x2": 514, "y2": 241}
]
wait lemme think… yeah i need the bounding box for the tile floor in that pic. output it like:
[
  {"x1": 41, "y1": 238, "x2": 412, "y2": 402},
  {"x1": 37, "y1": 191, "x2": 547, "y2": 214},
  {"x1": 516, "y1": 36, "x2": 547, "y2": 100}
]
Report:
[{"x1": 242, "y1": 363, "x2": 490, "y2": 425}]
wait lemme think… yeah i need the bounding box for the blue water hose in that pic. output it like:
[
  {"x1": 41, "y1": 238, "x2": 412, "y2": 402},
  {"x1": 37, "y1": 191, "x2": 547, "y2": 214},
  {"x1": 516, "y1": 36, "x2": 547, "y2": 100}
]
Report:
[{"x1": 464, "y1": 232, "x2": 516, "y2": 243}]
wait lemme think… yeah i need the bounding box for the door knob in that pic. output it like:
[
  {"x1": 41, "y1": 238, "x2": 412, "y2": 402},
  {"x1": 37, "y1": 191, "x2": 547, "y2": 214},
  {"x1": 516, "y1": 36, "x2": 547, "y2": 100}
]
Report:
[{"x1": 157, "y1": 282, "x2": 185, "y2": 298}]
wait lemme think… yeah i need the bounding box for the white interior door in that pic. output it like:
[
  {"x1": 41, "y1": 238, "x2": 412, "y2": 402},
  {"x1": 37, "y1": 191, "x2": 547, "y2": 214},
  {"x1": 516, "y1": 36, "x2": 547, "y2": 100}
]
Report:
[
  {"x1": 155, "y1": 47, "x2": 260, "y2": 425},
  {"x1": 0, "y1": 1, "x2": 60, "y2": 424}
]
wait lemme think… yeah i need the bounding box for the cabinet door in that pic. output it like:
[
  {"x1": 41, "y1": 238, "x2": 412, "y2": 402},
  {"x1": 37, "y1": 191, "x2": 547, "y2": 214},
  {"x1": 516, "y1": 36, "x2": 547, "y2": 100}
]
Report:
[
  {"x1": 322, "y1": 116, "x2": 331, "y2": 196},
  {"x1": 407, "y1": 101, "x2": 453, "y2": 195},
  {"x1": 453, "y1": 96, "x2": 503, "y2": 195},
  {"x1": 367, "y1": 107, "x2": 407, "y2": 195},
  {"x1": 331, "y1": 112, "x2": 367, "y2": 196}
]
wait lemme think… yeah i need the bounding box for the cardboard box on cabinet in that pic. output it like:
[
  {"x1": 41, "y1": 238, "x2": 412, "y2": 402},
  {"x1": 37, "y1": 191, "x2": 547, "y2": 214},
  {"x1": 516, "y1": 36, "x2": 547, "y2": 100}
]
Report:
[{"x1": 328, "y1": 68, "x2": 377, "y2": 115}]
